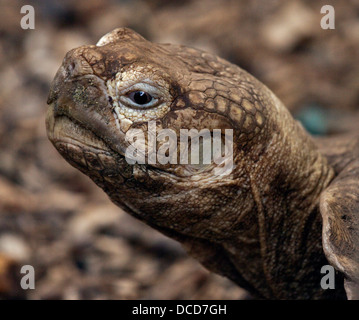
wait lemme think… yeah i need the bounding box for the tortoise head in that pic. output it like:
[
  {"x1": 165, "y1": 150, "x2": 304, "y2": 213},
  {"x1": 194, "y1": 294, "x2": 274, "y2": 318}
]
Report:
[{"x1": 46, "y1": 28, "x2": 332, "y2": 244}]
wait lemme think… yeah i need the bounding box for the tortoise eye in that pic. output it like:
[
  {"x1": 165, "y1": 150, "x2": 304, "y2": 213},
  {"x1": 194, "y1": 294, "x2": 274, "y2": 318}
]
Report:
[
  {"x1": 118, "y1": 83, "x2": 162, "y2": 109},
  {"x1": 128, "y1": 91, "x2": 153, "y2": 105}
]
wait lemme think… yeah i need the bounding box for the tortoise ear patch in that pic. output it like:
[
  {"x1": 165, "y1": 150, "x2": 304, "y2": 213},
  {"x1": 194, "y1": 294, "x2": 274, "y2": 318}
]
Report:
[{"x1": 97, "y1": 27, "x2": 146, "y2": 47}]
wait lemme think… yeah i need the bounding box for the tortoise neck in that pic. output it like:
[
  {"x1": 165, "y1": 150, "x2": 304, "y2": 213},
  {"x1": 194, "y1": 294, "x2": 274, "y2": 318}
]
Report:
[
  {"x1": 262, "y1": 110, "x2": 335, "y2": 218},
  {"x1": 233, "y1": 103, "x2": 336, "y2": 298}
]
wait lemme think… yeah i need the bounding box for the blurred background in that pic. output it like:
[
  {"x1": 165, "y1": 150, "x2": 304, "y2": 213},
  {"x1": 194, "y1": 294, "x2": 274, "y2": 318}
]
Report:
[{"x1": 0, "y1": 0, "x2": 358, "y2": 299}]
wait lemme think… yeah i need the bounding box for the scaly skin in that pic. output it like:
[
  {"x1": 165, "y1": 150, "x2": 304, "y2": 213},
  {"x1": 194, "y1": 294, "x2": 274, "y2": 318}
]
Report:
[{"x1": 46, "y1": 28, "x2": 347, "y2": 299}]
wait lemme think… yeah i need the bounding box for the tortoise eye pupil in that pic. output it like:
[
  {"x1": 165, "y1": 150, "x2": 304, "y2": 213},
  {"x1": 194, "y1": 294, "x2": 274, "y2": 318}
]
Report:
[{"x1": 130, "y1": 91, "x2": 152, "y2": 105}]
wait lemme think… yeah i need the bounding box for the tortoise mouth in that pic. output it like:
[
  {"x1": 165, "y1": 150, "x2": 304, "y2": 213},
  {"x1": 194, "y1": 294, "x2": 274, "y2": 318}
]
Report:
[
  {"x1": 46, "y1": 106, "x2": 113, "y2": 153},
  {"x1": 45, "y1": 105, "x2": 129, "y2": 173}
]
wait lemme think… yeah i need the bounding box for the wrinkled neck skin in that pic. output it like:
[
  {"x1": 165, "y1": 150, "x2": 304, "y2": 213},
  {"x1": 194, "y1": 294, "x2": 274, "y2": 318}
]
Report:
[
  {"x1": 220, "y1": 99, "x2": 337, "y2": 299},
  {"x1": 178, "y1": 96, "x2": 344, "y2": 300}
]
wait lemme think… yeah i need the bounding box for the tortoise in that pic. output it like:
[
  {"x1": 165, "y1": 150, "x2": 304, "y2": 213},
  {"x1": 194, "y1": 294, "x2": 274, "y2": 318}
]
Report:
[{"x1": 46, "y1": 28, "x2": 359, "y2": 299}]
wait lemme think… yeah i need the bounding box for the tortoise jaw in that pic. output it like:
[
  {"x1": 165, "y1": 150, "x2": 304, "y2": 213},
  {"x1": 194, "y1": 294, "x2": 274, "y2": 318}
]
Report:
[
  {"x1": 46, "y1": 106, "x2": 111, "y2": 153},
  {"x1": 45, "y1": 105, "x2": 131, "y2": 176}
]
